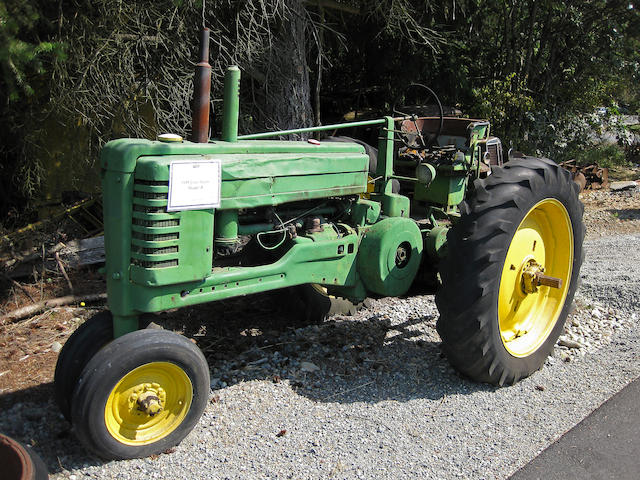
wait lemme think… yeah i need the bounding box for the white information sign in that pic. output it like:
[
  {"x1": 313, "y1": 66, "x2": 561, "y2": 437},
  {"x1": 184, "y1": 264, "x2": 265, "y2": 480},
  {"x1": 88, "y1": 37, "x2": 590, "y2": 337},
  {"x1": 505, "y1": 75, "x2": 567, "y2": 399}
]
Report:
[{"x1": 167, "y1": 160, "x2": 222, "y2": 211}]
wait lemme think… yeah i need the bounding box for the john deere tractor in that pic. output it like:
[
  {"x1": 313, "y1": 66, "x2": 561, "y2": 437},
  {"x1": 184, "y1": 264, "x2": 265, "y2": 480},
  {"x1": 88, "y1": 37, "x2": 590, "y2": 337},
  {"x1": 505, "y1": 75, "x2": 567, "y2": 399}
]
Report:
[{"x1": 54, "y1": 29, "x2": 584, "y2": 459}]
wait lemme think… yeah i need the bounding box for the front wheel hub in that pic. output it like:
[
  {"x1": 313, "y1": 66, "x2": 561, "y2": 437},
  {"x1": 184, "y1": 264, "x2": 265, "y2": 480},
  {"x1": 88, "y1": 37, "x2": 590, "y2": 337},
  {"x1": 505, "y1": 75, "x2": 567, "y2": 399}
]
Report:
[
  {"x1": 105, "y1": 362, "x2": 193, "y2": 446},
  {"x1": 136, "y1": 390, "x2": 163, "y2": 416}
]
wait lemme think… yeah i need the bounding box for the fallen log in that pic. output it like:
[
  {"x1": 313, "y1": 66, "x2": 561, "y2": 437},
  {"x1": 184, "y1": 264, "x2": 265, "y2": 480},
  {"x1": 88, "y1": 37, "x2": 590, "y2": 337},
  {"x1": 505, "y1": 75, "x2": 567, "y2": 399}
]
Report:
[
  {"x1": 0, "y1": 272, "x2": 36, "y2": 303},
  {"x1": 0, "y1": 292, "x2": 107, "y2": 323},
  {"x1": 4, "y1": 236, "x2": 105, "y2": 279}
]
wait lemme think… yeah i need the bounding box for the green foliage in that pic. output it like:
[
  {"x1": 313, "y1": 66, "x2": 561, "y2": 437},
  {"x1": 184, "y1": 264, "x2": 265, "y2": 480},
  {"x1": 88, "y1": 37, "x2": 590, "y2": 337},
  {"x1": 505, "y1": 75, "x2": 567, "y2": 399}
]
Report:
[
  {"x1": 0, "y1": 0, "x2": 639, "y2": 221},
  {"x1": 368, "y1": 0, "x2": 443, "y2": 51},
  {"x1": 317, "y1": 0, "x2": 639, "y2": 160},
  {"x1": 573, "y1": 144, "x2": 628, "y2": 169},
  {"x1": 0, "y1": 0, "x2": 68, "y2": 214},
  {"x1": 471, "y1": 73, "x2": 534, "y2": 138},
  {"x1": 0, "y1": 0, "x2": 64, "y2": 101}
]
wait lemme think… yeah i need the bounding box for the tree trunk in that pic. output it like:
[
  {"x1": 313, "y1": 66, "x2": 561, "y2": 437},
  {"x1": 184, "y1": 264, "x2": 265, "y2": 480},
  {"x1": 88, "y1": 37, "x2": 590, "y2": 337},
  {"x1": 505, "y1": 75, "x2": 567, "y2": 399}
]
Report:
[{"x1": 257, "y1": 0, "x2": 313, "y2": 137}]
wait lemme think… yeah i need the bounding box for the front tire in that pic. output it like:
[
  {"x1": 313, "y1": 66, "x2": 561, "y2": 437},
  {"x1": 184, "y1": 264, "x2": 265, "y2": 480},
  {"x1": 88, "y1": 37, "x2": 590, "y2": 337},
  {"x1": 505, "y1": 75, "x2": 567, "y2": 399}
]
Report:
[
  {"x1": 54, "y1": 311, "x2": 114, "y2": 421},
  {"x1": 436, "y1": 157, "x2": 584, "y2": 385},
  {"x1": 71, "y1": 329, "x2": 210, "y2": 459}
]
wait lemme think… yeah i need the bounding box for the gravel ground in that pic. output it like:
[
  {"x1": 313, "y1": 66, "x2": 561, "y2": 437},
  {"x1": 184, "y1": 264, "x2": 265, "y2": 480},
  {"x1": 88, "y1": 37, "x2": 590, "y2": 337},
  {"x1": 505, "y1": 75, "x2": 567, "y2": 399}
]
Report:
[
  {"x1": 0, "y1": 232, "x2": 637, "y2": 480},
  {"x1": 1, "y1": 233, "x2": 639, "y2": 478}
]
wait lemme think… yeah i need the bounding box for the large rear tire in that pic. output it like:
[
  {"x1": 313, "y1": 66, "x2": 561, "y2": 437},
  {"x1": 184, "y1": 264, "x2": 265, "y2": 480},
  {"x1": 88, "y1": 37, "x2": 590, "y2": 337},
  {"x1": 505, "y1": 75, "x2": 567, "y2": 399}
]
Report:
[{"x1": 436, "y1": 157, "x2": 584, "y2": 385}]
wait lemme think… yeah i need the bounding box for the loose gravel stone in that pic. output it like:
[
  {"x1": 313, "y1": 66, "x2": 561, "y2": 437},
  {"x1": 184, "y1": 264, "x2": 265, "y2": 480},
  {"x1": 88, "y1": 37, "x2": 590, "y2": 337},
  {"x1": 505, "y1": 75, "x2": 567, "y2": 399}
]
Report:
[{"x1": 0, "y1": 233, "x2": 638, "y2": 480}]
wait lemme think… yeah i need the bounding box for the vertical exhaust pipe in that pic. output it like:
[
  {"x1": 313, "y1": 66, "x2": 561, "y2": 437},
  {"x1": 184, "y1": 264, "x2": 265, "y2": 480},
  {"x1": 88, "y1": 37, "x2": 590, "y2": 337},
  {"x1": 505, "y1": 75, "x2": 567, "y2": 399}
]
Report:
[{"x1": 191, "y1": 28, "x2": 211, "y2": 143}]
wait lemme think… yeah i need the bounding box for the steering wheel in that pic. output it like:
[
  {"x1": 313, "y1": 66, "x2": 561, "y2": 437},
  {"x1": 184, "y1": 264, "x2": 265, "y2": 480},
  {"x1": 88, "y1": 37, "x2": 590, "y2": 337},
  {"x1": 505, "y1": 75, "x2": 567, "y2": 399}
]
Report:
[{"x1": 392, "y1": 83, "x2": 444, "y2": 150}]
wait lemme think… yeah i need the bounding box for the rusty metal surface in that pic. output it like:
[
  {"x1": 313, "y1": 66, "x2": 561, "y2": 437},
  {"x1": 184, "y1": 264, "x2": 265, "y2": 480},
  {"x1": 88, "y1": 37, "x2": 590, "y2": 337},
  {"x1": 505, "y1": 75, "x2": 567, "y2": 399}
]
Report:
[
  {"x1": 572, "y1": 172, "x2": 587, "y2": 192},
  {"x1": 559, "y1": 160, "x2": 609, "y2": 190},
  {"x1": 536, "y1": 272, "x2": 563, "y2": 289},
  {"x1": 191, "y1": 28, "x2": 211, "y2": 143},
  {"x1": 304, "y1": 217, "x2": 324, "y2": 233},
  {"x1": 0, "y1": 433, "x2": 34, "y2": 480}
]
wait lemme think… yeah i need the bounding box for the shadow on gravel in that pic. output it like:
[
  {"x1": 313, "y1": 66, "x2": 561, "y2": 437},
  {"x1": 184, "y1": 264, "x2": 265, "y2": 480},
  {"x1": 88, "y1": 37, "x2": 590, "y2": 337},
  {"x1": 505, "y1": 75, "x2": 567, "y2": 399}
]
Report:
[
  {"x1": 200, "y1": 308, "x2": 496, "y2": 405},
  {"x1": 0, "y1": 291, "x2": 495, "y2": 474},
  {"x1": 175, "y1": 290, "x2": 495, "y2": 406},
  {"x1": 0, "y1": 382, "x2": 108, "y2": 475},
  {"x1": 607, "y1": 208, "x2": 640, "y2": 220}
]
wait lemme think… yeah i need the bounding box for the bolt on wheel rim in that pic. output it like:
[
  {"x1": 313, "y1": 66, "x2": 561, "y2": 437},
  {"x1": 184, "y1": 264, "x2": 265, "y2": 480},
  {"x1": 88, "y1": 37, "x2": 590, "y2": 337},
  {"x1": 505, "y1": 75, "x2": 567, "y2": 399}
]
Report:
[
  {"x1": 498, "y1": 198, "x2": 573, "y2": 357},
  {"x1": 104, "y1": 362, "x2": 193, "y2": 446}
]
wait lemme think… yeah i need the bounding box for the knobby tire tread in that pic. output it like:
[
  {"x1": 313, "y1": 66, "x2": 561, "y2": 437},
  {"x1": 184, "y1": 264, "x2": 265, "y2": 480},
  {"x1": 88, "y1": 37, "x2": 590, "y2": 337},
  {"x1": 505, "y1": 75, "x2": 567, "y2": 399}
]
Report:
[{"x1": 436, "y1": 157, "x2": 584, "y2": 385}]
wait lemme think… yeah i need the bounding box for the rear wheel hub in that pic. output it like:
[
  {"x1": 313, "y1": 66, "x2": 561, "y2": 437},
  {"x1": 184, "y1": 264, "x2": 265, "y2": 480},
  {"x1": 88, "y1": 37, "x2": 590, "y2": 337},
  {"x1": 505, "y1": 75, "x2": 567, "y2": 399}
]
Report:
[{"x1": 498, "y1": 198, "x2": 573, "y2": 357}]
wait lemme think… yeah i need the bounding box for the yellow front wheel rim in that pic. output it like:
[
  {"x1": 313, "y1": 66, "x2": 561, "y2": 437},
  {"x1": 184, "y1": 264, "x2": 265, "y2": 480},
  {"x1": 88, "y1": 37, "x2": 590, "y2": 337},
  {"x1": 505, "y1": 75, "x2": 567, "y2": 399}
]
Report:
[
  {"x1": 498, "y1": 198, "x2": 573, "y2": 357},
  {"x1": 104, "y1": 362, "x2": 192, "y2": 446}
]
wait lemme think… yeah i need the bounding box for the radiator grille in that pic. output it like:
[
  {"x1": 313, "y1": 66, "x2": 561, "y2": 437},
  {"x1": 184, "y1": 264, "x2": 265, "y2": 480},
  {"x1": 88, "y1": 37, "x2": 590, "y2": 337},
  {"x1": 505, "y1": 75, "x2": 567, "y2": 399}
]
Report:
[
  {"x1": 131, "y1": 179, "x2": 180, "y2": 268},
  {"x1": 132, "y1": 246, "x2": 179, "y2": 255},
  {"x1": 133, "y1": 218, "x2": 180, "y2": 228},
  {"x1": 132, "y1": 231, "x2": 179, "y2": 241},
  {"x1": 134, "y1": 191, "x2": 168, "y2": 200},
  {"x1": 132, "y1": 259, "x2": 179, "y2": 268},
  {"x1": 134, "y1": 180, "x2": 169, "y2": 186},
  {"x1": 133, "y1": 204, "x2": 166, "y2": 214},
  {"x1": 486, "y1": 138, "x2": 503, "y2": 166}
]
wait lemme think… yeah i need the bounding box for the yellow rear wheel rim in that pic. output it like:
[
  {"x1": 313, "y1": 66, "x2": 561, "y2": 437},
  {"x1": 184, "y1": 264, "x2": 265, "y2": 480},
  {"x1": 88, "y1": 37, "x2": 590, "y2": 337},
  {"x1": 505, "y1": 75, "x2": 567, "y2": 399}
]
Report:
[
  {"x1": 498, "y1": 198, "x2": 573, "y2": 357},
  {"x1": 104, "y1": 362, "x2": 192, "y2": 446}
]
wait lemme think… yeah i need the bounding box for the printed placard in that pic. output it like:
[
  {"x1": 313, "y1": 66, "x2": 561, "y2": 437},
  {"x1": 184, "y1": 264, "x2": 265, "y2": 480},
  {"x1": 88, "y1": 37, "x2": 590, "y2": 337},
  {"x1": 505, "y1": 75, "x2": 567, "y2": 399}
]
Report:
[{"x1": 167, "y1": 160, "x2": 221, "y2": 211}]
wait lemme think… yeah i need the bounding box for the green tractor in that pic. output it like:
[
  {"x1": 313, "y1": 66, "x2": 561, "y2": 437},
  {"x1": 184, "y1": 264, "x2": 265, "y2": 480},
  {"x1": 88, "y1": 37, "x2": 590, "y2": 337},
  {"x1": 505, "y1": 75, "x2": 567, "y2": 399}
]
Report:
[{"x1": 54, "y1": 29, "x2": 584, "y2": 459}]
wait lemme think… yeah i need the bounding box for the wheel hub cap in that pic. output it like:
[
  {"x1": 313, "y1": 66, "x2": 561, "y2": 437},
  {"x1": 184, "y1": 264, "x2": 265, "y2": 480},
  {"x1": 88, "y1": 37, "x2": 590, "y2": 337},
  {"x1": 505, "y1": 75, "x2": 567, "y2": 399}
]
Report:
[
  {"x1": 104, "y1": 362, "x2": 193, "y2": 445},
  {"x1": 134, "y1": 387, "x2": 165, "y2": 416},
  {"x1": 395, "y1": 242, "x2": 411, "y2": 268}
]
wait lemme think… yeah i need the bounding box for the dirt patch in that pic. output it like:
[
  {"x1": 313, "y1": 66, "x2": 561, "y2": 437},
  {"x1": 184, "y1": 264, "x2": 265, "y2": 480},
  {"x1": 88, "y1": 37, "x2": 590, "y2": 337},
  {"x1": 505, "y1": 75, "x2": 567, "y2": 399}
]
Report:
[
  {"x1": 0, "y1": 270, "x2": 106, "y2": 402},
  {"x1": 608, "y1": 164, "x2": 640, "y2": 182},
  {"x1": 581, "y1": 187, "x2": 640, "y2": 237}
]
